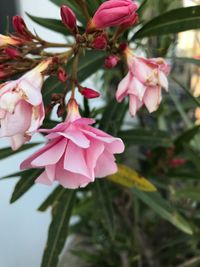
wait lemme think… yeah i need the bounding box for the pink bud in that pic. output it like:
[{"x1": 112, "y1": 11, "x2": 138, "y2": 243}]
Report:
[
  {"x1": 81, "y1": 87, "x2": 100, "y2": 99},
  {"x1": 92, "y1": 35, "x2": 107, "y2": 50},
  {"x1": 169, "y1": 158, "x2": 186, "y2": 168},
  {"x1": 57, "y1": 67, "x2": 68, "y2": 82},
  {"x1": 12, "y1": 16, "x2": 31, "y2": 40},
  {"x1": 105, "y1": 55, "x2": 120, "y2": 69},
  {"x1": 87, "y1": 0, "x2": 138, "y2": 31},
  {"x1": 61, "y1": 5, "x2": 77, "y2": 31},
  {"x1": 4, "y1": 47, "x2": 21, "y2": 59}
]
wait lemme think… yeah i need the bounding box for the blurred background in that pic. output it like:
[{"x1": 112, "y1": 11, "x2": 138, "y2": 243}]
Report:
[{"x1": 0, "y1": 0, "x2": 200, "y2": 267}]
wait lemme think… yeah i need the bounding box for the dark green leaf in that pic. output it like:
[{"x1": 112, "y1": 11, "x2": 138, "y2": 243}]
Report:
[
  {"x1": 132, "y1": 189, "x2": 194, "y2": 235},
  {"x1": 174, "y1": 126, "x2": 200, "y2": 148},
  {"x1": 173, "y1": 57, "x2": 200, "y2": 67},
  {"x1": 95, "y1": 180, "x2": 115, "y2": 239},
  {"x1": 41, "y1": 190, "x2": 76, "y2": 267},
  {"x1": 0, "y1": 143, "x2": 41, "y2": 160},
  {"x1": 119, "y1": 129, "x2": 172, "y2": 147},
  {"x1": 133, "y1": 6, "x2": 200, "y2": 39},
  {"x1": 38, "y1": 186, "x2": 66, "y2": 212},
  {"x1": 10, "y1": 169, "x2": 43, "y2": 203},
  {"x1": 26, "y1": 13, "x2": 68, "y2": 35}
]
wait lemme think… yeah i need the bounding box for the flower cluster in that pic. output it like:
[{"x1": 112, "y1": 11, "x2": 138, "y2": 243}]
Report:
[{"x1": 0, "y1": 0, "x2": 170, "y2": 188}]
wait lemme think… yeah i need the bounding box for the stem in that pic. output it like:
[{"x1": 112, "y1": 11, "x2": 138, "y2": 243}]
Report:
[
  {"x1": 75, "y1": 0, "x2": 91, "y2": 21},
  {"x1": 71, "y1": 51, "x2": 80, "y2": 99}
]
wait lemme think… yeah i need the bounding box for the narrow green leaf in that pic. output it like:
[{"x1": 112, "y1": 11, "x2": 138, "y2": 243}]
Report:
[
  {"x1": 133, "y1": 6, "x2": 200, "y2": 39},
  {"x1": 176, "y1": 188, "x2": 200, "y2": 202},
  {"x1": 174, "y1": 126, "x2": 200, "y2": 148},
  {"x1": 10, "y1": 169, "x2": 43, "y2": 203},
  {"x1": 119, "y1": 129, "x2": 172, "y2": 147},
  {"x1": 1, "y1": 170, "x2": 30, "y2": 180},
  {"x1": 95, "y1": 180, "x2": 115, "y2": 239},
  {"x1": 38, "y1": 186, "x2": 66, "y2": 212},
  {"x1": 173, "y1": 57, "x2": 200, "y2": 67},
  {"x1": 132, "y1": 189, "x2": 194, "y2": 235},
  {"x1": 41, "y1": 190, "x2": 76, "y2": 267},
  {"x1": 0, "y1": 143, "x2": 41, "y2": 160},
  {"x1": 26, "y1": 13, "x2": 68, "y2": 34}
]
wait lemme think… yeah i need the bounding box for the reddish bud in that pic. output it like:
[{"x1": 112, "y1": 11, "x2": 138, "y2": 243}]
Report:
[
  {"x1": 12, "y1": 16, "x2": 32, "y2": 40},
  {"x1": 57, "y1": 67, "x2": 68, "y2": 82},
  {"x1": 87, "y1": 0, "x2": 138, "y2": 31},
  {"x1": 4, "y1": 47, "x2": 21, "y2": 59},
  {"x1": 169, "y1": 158, "x2": 186, "y2": 168},
  {"x1": 105, "y1": 55, "x2": 120, "y2": 69},
  {"x1": 81, "y1": 87, "x2": 100, "y2": 99},
  {"x1": 92, "y1": 35, "x2": 107, "y2": 50},
  {"x1": 57, "y1": 104, "x2": 66, "y2": 117},
  {"x1": 61, "y1": 5, "x2": 77, "y2": 32},
  {"x1": 119, "y1": 42, "x2": 128, "y2": 53}
]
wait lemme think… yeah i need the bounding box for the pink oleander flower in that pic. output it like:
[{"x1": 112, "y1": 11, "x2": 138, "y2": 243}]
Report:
[
  {"x1": 61, "y1": 5, "x2": 77, "y2": 32},
  {"x1": 0, "y1": 60, "x2": 51, "y2": 150},
  {"x1": 116, "y1": 49, "x2": 170, "y2": 116},
  {"x1": 87, "y1": 0, "x2": 138, "y2": 31},
  {"x1": 20, "y1": 99, "x2": 125, "y2": 189},
  {"x1": 0, "y1": 34, "x2": 21, "y2": 47}
]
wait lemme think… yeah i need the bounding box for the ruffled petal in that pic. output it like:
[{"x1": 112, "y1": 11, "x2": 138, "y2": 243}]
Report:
[
  {"x1": 143, "y1": 86, "x2": 161, "y2": 113},
  {"x1": 95, "y1": 150, "x2": 118, "y2": 178},
  {"x1": 35, "y1": 170, "x2": 53, "y2": 185},
  {"x1": 116, "y1": 72, "x2": 131, "y2": 102}
]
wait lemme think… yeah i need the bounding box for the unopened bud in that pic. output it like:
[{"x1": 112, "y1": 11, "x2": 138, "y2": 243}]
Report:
[
  {"x1": 57, "y1": 104, "x2": 66, "y2": 117},
  {"x1": 61, "y1": 5, "x2": 77, "y2": 32},
  {"x1": 4, "y1": 47, "x2": 21, "y2": 59},
  {"x1": 81, "y1": 87, "x2": 100, "y2": 99},
  {"x1": 105, "y1": 55, "x2": 120, "y2": 69},
  {"x1": 57, "y1": 67, "x2": 68, "y2": 82},
  {"x1": 92, "y1": 35, "x2": 107, "y2": 50},
  {"x1": 12, "y1": 16, "x2": 32, "y2": 40}
]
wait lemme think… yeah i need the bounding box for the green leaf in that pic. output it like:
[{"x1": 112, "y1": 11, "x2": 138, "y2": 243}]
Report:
[
  {"x1": 0, "y1": 143, "x2": 41, "y2": 160},
  {"x1": 10, "y1": 169, "x2": 43, "y2": 203},
  {"x1": 133, "y1": 6, "x2": 200, "y2": 39},
  {"x1": 95, "y1": 180, "x2": 115, "y2": 239},
  {"x1": 176, "y1": 188, "x2": 200, "y2": 202},
  {"x1": 38, "y1": 186, "x2": 66, "y2": 212},
  {"x1": 119, "y1": 129, "x2": 172, "y2": 147},
  {"x1": 173, "y1": 57, "x2": 200, "y2": 67},
  {"x1": 132, "y1": 189, "x2": 194, "y2": 235},
  {"x1": 41, "y1": 190, "x2": 76, "y2": 267},
  {"x1": 99, "y1": 99, "x2": 127, "y2": 135},
  {"x1": 174, "y1": 126, "x2": 200, "y2": 148},
  {"x1": 26, "y1": 13, "x2": 68, "y2": 35}
]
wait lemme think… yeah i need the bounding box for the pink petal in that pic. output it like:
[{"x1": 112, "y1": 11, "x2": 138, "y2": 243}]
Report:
[
  {"x1": 46, "y1": 164, "x2": 56, "y2": 182},
  {"x1": 159, "y1": 71, "x2": 168, "y2": 91},
  {"x1": 10, "y1": 134, "x2": 26, "y2": 150},
  {"x1": 86, "y1": 139, "x2": 104, "y2": 177},
  {"x1": 116, "y1": 72, "x2": 131, "y2": 102},
  {"x1": 129, "y1": 94, "x2": 142, "y2": 116},
  {"x1": 35, "y1": 170, "x2": 53, "y2": 185},
  {"x1": 106, "y1": 138, "x2": 125, "y2": 154},
  {"x1": 18, "y1": 79, "x2": 42, "y2": 106},
  {"x1": 56, "y1": 159, "x2": 91, "y2": 189},
  {"x1": 143, "y1": 86, "x2": 161, "y2": 113},
  {"x1": 64, "y1": 141, "x2": 91, "y2": 178},
  {"x1": 57, "y1": 130, "x2": 90, "y2": 148},
  {"x1": 95, "y1": 150, "x2": 118, "y2": 178},
  {"x1": 0, "y1": 101, "x2": 32, "y2": 137},
  {"x1": 20, "y1": 140, "x2": 58, "y2": 170},
  {"x1": 128, "y1": 77, "x2": 146, "y2": 101},
  {"x1": 31, "y1": 139, "x2": 67, "y2": 166}
]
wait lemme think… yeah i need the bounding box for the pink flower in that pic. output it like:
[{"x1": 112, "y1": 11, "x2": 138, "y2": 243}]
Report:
[
  {"x1": 20, "y1": 99, "x2": 125, "y2": 189},
  {"x1": 105, "y1": 55, "x2": 120, "y2": 69},
  {"x1": 88, "y1": 0, "x2": 138, "y2": 31},
  {"x1": 0, "y1": 34, "x2": 21, "y2": 47},
  {"x1": 116, "y1": 50, "x2": 170, "y2": 116},
  {"x1": 0, "y1": 60, "x2": 51, "y2": 150}
]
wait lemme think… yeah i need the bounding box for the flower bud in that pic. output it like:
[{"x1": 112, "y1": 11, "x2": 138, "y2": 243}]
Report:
[
  {"x1": 57, "y1": 67, "x2": 68, "y2": 82},
  {"x1": 12, "y1": 16, "x2": 32, "y2": 40},
  {"x1": 105, "y1": 55, "x2": 120, "y2": 69},
  {"x1": 81, "y1": 87, "x2": 100, "y2": 99},
  {"x1": 4, "y1": 47, "x2": 21, "y2": 59},
  {"x1": 61, "y1": 5, "x2": 77, "y2": 32},
  {"x1": 92, "y1": 35, "x2": 107, "y2": 50},
  {"x1": 87, "y1": 0, "x2": 138, "y2": 31},
  {"x1": 169, "y1": 158, "x2": 186, "y2": 168}
]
